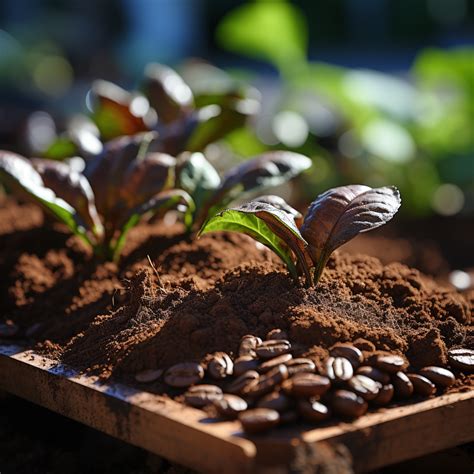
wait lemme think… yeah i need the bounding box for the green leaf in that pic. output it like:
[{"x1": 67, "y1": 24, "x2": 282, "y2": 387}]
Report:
[
  {"x1": 203, "y1": 151, "x2": 312, "y2": 219},
  {"x1": 0, "y1": 151, "x2": 92, "y2": 244},
  {"x1": 43, "y1": 137, "x2": 78, "y2": 160},
  {"x1": 199, "y1": 206, "x2": 301, "y2": 279},
  {"x1": 32, "y1": 158, "x2": 103, "y2": 239},
  {"x1": 216, "y1": 0, "x2": 307, "y2": 73},
  {"x1": 186, "y1": 100, "x2": 256, "y2": 152},
  {"x1": 113, "y1": 189, "x2": 195, "y2": 260},
  {"x1": 178, "y1": 152, "x2": 221, "y2": 215}
]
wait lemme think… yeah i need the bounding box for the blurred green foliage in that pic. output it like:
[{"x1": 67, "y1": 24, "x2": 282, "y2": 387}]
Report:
[{"x1": 215, "y1": 0, "x2": 474, "y2": 217}]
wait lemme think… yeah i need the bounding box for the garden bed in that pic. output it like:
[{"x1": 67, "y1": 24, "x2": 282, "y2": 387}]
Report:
[{"x1": 1, "y1": 197, "x2": 473, "y2": 472}]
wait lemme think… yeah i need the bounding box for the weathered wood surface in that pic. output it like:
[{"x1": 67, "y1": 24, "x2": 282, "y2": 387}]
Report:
[{"x1": 1, "y1": 345, "x2": 473, "y2": 473}]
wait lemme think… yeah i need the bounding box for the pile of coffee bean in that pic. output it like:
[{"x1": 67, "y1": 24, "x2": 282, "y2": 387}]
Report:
[{"x1": 136, "y1": 330, "x2": 473, "y2": 434}]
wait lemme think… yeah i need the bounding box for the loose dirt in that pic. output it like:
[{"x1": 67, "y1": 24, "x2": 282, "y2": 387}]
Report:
[{"x1": 1, "y1": 199, "x2": 472, "y2": 390}]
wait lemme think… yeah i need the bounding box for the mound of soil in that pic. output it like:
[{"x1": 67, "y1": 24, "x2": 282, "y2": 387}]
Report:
[
  {"x1": 1, "y1": 198, "x2": 472, "y2": 391},
  {"x1": 0, "y1": 199, "x2": 270, "y2": 343},
  {"x1": 59, "y1": 251, "x2": 472, "y2": 384}
]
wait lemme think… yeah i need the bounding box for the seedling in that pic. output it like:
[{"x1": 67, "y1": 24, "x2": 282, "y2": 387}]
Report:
[
  {"x1": 178, "y1": 150, "x2": 312, "y2": 229},
  {"x1": 200, "y1": 185, "x2": 401, "y2": 286},
  {"x1": 84, "y1": 63, "x2": 259, "y2": 156},
  {"x1": 0, "y1": 133, "x2": 193, "y2": 261}
]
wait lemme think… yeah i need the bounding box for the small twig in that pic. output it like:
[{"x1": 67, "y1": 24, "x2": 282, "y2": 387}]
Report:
[{"x1": 147, "y1": 255, "x2": 165, "y2": 290}]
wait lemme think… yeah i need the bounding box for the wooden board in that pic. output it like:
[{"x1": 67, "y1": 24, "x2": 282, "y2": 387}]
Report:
[{"x1": 1, "y1": 344, "x2": 473, "y2": 473}]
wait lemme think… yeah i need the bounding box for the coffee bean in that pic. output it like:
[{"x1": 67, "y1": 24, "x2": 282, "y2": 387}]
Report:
[
  {"x1": 356, "y1": 366, "x2": 391, "y2": 385},
  {"x1": 332, "y1": 390, "x2": 368, "y2": 418},
  {"x1": 243, "y1": 365, "x2": 289, "y2": 398},
  {"x1": 233, "y1": 356, "x2": 259, "y2": 376},
  {"x1": 325, "y1": 357, "x2": 353, "y2": 383},
  {"x1": 227, "y1": 370, "x2": 260, "y2": 395},
  {"x1": 266, "y1": 328, "x2": 288, "y2": 341},
  {"x1": 347, "y1": 375, "x2": 381, "y2": 401},
  {"x1": 239, "y1": 335, "x2": 262, "y2": 357},
  {"x1": 135, "y1": 368, "x2": 163, "y2": 383},
  {"x1": 214, "y1": 394, "x2": 248, "y2": 419},
  {"x1": 298, "y1": 399, "x2": 331, "y2": 423},
  {"x1": 407, "y1": 374, "x2": 436, "y2": 397},
  {"x1": 392, "y1": 371, "x2": 414, "y2": 398},
  {"x1": 164, "y1": 362, "x2": 204, "y2": 388},
  {"x1": 258, "y1": 354, "x2": 293, "y2": 373},
  {"x1": 184, "y1": 384, "x2": 223, "y2": 408},
  {"x1": 256, "y1": 339, "x2": 291, "y2": 359},
  {"x1": 374, "y1": 354, "x2": 406, "y2": 374},
  {"x1": 207, "y1": 352, "x2": 233, "y2": 379},
  {"x1": 330, "y1": 344, "x2": 364, "y2": 368},
  {"x1": 284, "y1": 373, "x2": 331, "y2": 397},
  {"x1": 448, "y1": 348, "x2": 474, "y2": 372},
  {"x1": 419, "y1": 366, "x2": 455, "y2": 388},
  {"x1": 372, "y1": 384, "x2": 394, "y2": 406},
  {"x1": 286, "y1": 358, "x2": 316, "y2": 376},
  {"x1": 257, "y1": 391, "x2": 291, "y2": 412},
  {"x1": 239, "y1": 408, "x2": 280, "y2": 434}
]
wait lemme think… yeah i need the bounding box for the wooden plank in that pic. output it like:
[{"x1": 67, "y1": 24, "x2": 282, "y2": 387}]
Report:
[
  {"x1": 1, "y1": 344, "x2": 473, "y2": 473},
  {"x1": 0, "y1": 345, "x2": 255, "y2": 474},
  {"x1": 252, "y1": 391, "x2": 474, "y2": 472}
]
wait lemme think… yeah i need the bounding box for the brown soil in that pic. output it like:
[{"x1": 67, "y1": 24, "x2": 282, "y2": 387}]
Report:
[
  {"x1": 0, "y1": 198, "x2": 270, "y2": 344},
  {"x1": 1, "y1": 198, "x2": 472, "y2": 390}
]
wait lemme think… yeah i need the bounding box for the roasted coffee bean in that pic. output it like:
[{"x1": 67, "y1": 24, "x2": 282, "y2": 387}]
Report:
[
  {"x1": 419, "y1": 366, "x2": 455, "y2": 388},
  {"x1": 214, "y1": 394, "x2": 248, "y2": 419},
  {"x1": 257, "y1": 391, "x2": 291, "y2": 412},
  {"x1": 227, "y1": 370, "x2": 260, "y2": 395},
  {"x1": 184, "y1": 384, "x2": 223, "y2": 408},
  {"x1": 448, "y1": 348, "x2": 474, "y2": 372},
  {"x1": 407, "y1": 374, "x2": 436, "y2": 397},
  {"x1": 279, "y1": 410, "x2": 299, "y2": 425},
  {"x1": 372, "y1": 384, "x2": 394, "y2": 406},
  {"x1": 239, "y1": 408, "x2": 280, "y2": 434},
  {"x1": 266, "y1": 328, "x2": 289, "y2": 341},
  {"x1": 284, "y1": 373, "x2": 331, "y2": 397},
  {"x1": 233, "y1": 356, "x2": 260, "y2": 376},
  {"x1": 330, "y1": 344, "x2": 364, "y2": 368},
  {"x1": 135, "y1": 368, "x2": 163, "y2": 383},
  {"x1": 332, "y1": 390, "x2": 368, "y2": 418},
  {"x1": 207, "y1": 352, "x2": 233, "y2": 379},
  {"x1": 347, "y1": 375, "x2": 381, "y2": 401},
  {"x1": 325, "y1": 357, "x2": 353, "y2": 383},
  {"x1": 286, "y1": 358, "x2": 316, "y2": 376},
  {"x1": 256, "y1": 339, "x2": 291, "y2": 359},
  {"x1": 243, "y1": 365, "x2": 289, "y2": 398},
  {"x1": 258, "y1": 354, "x2": 293, "y2": 373},
  {"x1": 298, "y1": 399, "x2": 331, "y2": 423},
  {"x1": 164, "y1": 362, "x2": 204, "y2": 388},
  {"x1": 356, "y1": 365, "x2": 391, "y2": 385},
  {"x1": 374, "y1": 354, "x2": 406, "y2": 374},
  {"x1": 239, "y1": 335, "x2": 262, "y2": 357},
  {"x1": 392, "y1": 371, "x2": 414, "y2": 398}
]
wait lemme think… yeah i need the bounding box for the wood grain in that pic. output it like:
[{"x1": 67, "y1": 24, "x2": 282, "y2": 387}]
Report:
[{"x1": 0, "y1": 345, "x2": 473, "y2": 473}]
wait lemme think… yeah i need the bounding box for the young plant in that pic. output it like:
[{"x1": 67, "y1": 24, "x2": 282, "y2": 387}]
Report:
[
  {"x1": 178, "y1": 150, "x2": 312, "y2": 229},
  {"x1": 199, "y1": 185, "x2": 401, "y2": 286},
  {"x1": 84, "y1": 63, "x2": 259, "y2": 156},
  {"x1": 0, "y1": 133, "x2": 193, "y2": 261}
]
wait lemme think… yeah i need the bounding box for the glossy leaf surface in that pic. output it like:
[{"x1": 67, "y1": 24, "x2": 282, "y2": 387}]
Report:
[
  {"x1": 0, "y1": 152, "x2": 91, "y2": 241},
  {"x1": 301, "y1": 185, "x2": 401, "y2": 282}
]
